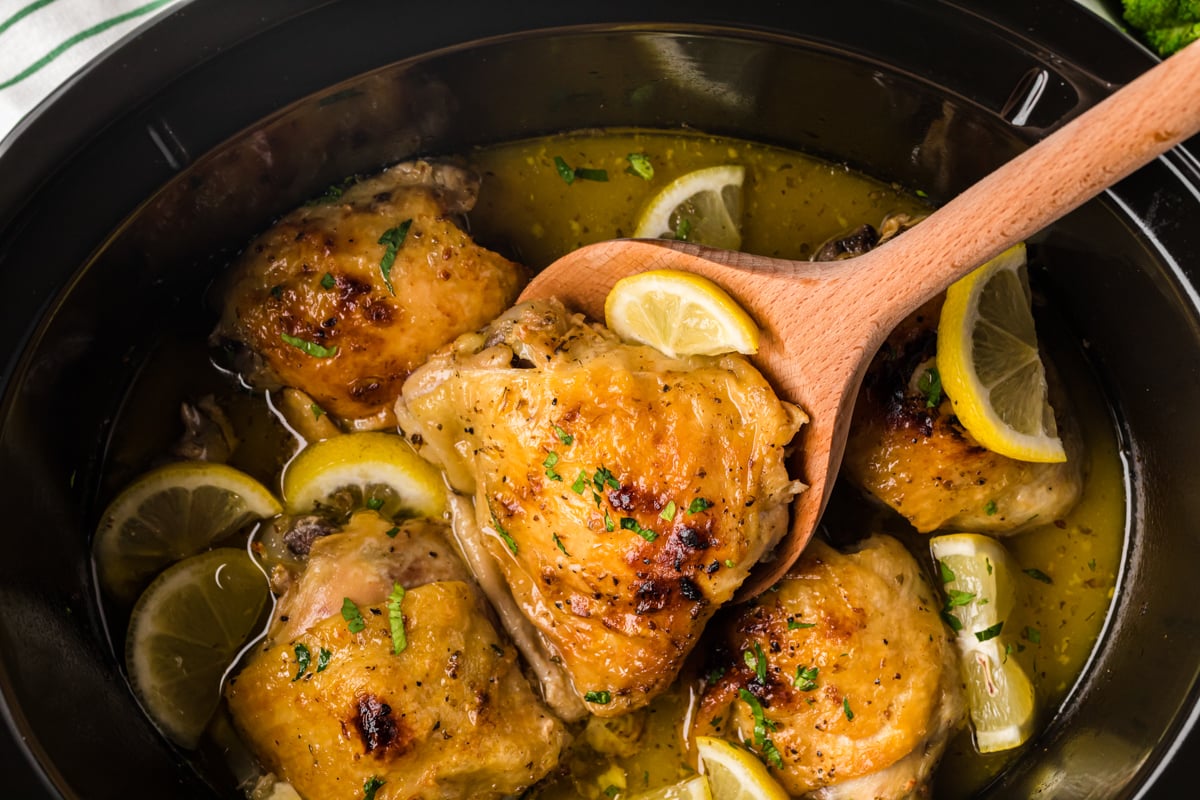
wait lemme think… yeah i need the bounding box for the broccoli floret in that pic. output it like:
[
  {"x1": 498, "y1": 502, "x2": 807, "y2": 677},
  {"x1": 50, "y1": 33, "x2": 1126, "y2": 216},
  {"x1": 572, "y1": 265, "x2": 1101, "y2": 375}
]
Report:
[{"x1": 1122, "y1": 0, "x2": 1200, "y2": 55}]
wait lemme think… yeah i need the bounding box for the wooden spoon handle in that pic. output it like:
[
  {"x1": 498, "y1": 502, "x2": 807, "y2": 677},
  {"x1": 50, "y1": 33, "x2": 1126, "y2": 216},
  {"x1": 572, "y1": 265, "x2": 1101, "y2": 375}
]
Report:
[{"x1": 856, "y1": 38, "x2": 1200, "y2": 319}]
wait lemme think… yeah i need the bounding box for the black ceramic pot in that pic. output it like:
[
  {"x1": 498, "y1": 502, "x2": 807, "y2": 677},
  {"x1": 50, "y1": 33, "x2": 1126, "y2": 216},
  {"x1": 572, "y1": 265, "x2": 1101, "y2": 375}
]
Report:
[{"x1": 2, "y1": 1, "x2": 1198, "y2": 797}]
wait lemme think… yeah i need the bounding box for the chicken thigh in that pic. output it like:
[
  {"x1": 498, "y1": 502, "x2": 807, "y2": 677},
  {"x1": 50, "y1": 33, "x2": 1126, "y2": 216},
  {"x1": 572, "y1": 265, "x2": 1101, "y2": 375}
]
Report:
[
  {"x1": 842, "y1": 296, "x2": 1084, "y2": 533},
  {"x1": 395, "y1": 299, "x2": 805, "y2": 716},
  {"x1": 213, "y1": 160, "x2": 527, "y2": 428},
  {"x1": 693, "y1": 534, "x2": 963, "y2": 799},
  {"x1": 226, "y1": 512, "x2": 567, "y2": 800}
]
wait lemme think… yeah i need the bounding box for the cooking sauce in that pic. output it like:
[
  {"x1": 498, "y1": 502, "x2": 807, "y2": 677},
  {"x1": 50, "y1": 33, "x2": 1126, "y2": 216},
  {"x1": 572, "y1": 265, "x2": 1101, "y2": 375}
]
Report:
[{"x1": 99, "y1": 129, "x2": 1125, "y2": 799}]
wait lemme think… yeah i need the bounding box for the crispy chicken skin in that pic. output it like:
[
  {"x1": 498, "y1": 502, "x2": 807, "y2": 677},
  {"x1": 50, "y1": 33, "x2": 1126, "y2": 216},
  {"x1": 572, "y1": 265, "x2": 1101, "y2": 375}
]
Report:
[
  {"x1": 842, "y1": 297, "x2": 1084, "y2": 533},
  {"x1": 213, "y1": 160, "x2": 527, "y2": 428},
  {"x1": 395, "y1": 299, "x2": 805, "y2": 716},
  {"x1": 693, "y1": 535, "x2": 963, "y2": 799},
  {"x1": 226, "y1": 513, "x2": 567, "y2": 800}
]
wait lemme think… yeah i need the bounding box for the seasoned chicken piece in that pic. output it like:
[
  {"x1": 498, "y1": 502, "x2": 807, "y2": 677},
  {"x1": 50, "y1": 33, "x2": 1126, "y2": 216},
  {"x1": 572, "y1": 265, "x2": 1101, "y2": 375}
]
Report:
[
  {"x1": 842, "y1": 297, "x2": 1084, "y2": 533},
  {"x1": 395, "y1": 300, "x2": 804, "y2": 716},
  {"x1": 213, "y1": 160, "x2": 527, "y2": 428},
  {"x1": 693, "y1": 535, "x2": 963, "y2": 799},
  {"x1": 226, "y1": 512, "x2": 567, "y2": 800}
]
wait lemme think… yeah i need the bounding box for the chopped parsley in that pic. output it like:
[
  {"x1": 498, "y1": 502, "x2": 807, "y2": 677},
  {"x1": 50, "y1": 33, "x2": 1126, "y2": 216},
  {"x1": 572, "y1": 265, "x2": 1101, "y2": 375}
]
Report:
[
  {"x1": 320, "y1": 271, "x2": 335, "y2": 290},
  {"x1": 945, "y1": 589, "x2": 976, "y2": 607},
  {"x1": 626, "y1": 152, "x2": 654, "y2": 180},
  {"x1": 553, "y1": 156, "x2": 610, "y2": 183},
  {"x1": 341, "y1": 598, "x2": 366, "y2": 633},
  {"x1": 706, "y1": 666, "x2": 726, "y2": 685},
  {"x1": 793, "y1": 665, "x2": 818, "y2": 691},
  {"x1": 593, "y1": 466, "x2": 620, "y2": 491},
  {"x1": 604, "y1": 510, "x2": 615, "y2": 532},
  {"x1": 365, "y1": 497, "x2": 384, "y2": 511},
  {"x1": 585, "y1": 690, "x2": 612, "y2": 704},
  {"x1": 761, "y1": 738, "x2": 784, "y2": 769},
  {"x1": 724, "y1": 559, "x2": 736, "y2": 568},
  {"x1": 387, "y1": 583, "x2": 407, "y2": 655},
  {"x1": 363, "y1": 776, "x2": 385, "y2": 800},
  {"x1": 688, "y1": 497, "x2": 713, "y2": 514},
  {"x1": 620, "y1": 517, "x2": 658, "y2": 542},
  {"x1": 738, "y1": 688, "x2": 776, "y2": 746},
  {"x1": 269, "y1": 284, "x2": 284, "y2": 299},
  {"x1": 1088, "y1": 558, "x2": 1097, "y2": 572},
  {"x1": 1024, "y1": 568, "x2": 1053, "y2": 584},
  {"x1": 843, "y1": 696, "x2": 855, "y2": 721},
  {"x1": 553, "y1": 532, "x2": 570, "y2": 556},
  {"x1": 377, "y1": 219, "x2": 412, "y2": 295},
  {"x1": 984, "y1": 499, "x2": 998, "y2": 516},
  {"x1": 917, "y1": 366, "x2": 942, "y2": 408},
  {"x1": 293, "y1": 643, "x2": 311, "y2": 681},
  {"x1": 939, "y1": 559, "x2": 956, "y2": 584},
  {"x1": 543, "y1": 451, "x2": 563, "y2": 481},
  {"x1": 975, "y1": 620, "x2": 1004, "y2": 642},
  {"x1": 554, "y1": 425, "x2": 574, "y2": 445},
  {"x1": 310, "y1": 403, "x2": 325, "y2": 420},
  {"x1": 316, "y1": 647, "x2": 332, "y2": 672},
  {"x1": 743, "y1": 642, "x2": 768, "y2": 683},
  {"x1": 385, "y1": 526, "x2": 400, "y2": 538},
  {"x1": 603, "y1": 786, "x2": 620, "y2": 799},
  {"x1": 986, "y1": 557, "x2": 993, "y2": 575},
  {"x1": 1023, "y1": 625, "x2": 1042, "y2": 644},
  {"x1": 660, "y1": 500, "x2": 677, "y2": 521},
  {"x1": 941, "y1": 610, "x2": 963, "y2": 632},
  {"x1": 281, "y1": 333, "x2": 338, "y2": 358},
  {"x1": 788, "y1": 619, "x2": 815, "y2": 631},
  {"x1": 571, "y1": 471, "x2": 588, "y2": 494},
  {"x1": 491, "y1": 512, "x2": 518, "y2": 555},
  {"x1": 676, "y1": 218, "x2": 693, "y2": 241}
]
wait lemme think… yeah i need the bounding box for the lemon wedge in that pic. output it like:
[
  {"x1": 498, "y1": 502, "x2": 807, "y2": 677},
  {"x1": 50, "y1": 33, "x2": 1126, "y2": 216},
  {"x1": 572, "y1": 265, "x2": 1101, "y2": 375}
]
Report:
[
  {"x1": 604, "y1": 269, "x2": 759, "y2": 359},
  {"x1": 628, "y1": 777, "x2": 712, "y2": 800},
  {"x1": 695, "y1": 735, "x2": 790, "y2": 800},
  {"x1": 937, "y1": 243, "x2": 1066, "y2": 462},
  {"x1": 633, "y1": 165, "x2": 745, "y2": 249},
  {"x1": 282, "y1": 431, "x2": 447, "y2": 519},
  {"x1": 93, "y1": 461, "x2": 282, "y2": 602},
  {"x1": 930, "y1": 533, "x2": 1037, "y2": 753},
  {"x1": 126, "y1": 548, "x2": 269, "y2": 748}
]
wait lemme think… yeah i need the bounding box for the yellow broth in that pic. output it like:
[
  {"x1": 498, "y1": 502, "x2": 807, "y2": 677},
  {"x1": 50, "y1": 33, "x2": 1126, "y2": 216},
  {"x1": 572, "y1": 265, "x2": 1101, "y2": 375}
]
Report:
[{"x1": 98, "y1": 129, "x2": 1124, "y2": 799}]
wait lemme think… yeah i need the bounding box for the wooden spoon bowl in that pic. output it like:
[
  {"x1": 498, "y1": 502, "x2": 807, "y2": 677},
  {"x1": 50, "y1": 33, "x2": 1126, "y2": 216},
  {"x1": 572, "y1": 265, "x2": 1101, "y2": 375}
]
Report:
[{"x1": 519, "y1": 41, "x2": 1200, "y2": 598}]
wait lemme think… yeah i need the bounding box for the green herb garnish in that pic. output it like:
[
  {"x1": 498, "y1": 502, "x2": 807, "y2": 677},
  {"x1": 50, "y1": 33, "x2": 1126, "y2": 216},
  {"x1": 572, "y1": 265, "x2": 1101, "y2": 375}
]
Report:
[
  {"x1": 377, "y1": 219, "x2": 412, "y2": 295},
  {"x1": 310, "y1": 403, "x2": 325, "y2": 420},
  {"x1": 1023, "y1": 626, "x2": 1042, "y2": 644},
  {"x1": 553, "y1": 532, "x2": 570, "y2": 556},
  {"x1": 761, "y1": 738, "x2": 784, "y2": 769},
  {"x1": 660, "y1": 500, "x2": 677, "y2": 521},
  {"x1": 676, "y1": 218, "x2": 693, "y2": 241},
  {"x1": 1024, "y1": 568, "x2": 1053, "y2": 584},
  {"x1": 918, "y1": 366, "x2": 943, "y2": 408},
  {"x1": 385, "y1": 526, "x2": 400, "y2": 538},
  {"x1": 788, "y1": 619, "x2": 815, "y2": 631},
  {"x1": 626, "y1": 153, "x2": 654, "y2": 180},
  {"x1": 603, "y1": 786, "x2": 619, "y2": 799},
  {"x1": 543, "y1": 451, "x2": 563, "y2": 481},
  {"x1": 553, "y1": 156, "x2": 576, "y2": 184},
  {"x1": 585, "y1": 690, "x2": 612, "y2": 704},
  {"x1": 688, "y1": 497, "x2": 713, "y2": 514},
  {"x1": 793, "y1": 665, "x2": 818, "y2": 691},
  {"x1": 843, "y1": 696, "x2": 855, "y2": 721},
  {"x1": 320, "y1": 272, "x2": 335, "y2": 290},
  {"x1": 984, "y1": 499, "x2": 998, "y2": 516},
  {"x1": 975, "y1": 620, "x2": 1004, "y2": 642},
  {"x1": 491, "y1": 512, "x2": 518, "y2": 555},
  {"x1": 620, "y1": 517, "x2": 658, "y2": 542},
  {"x1": 941, "y1": 610, "x2": 963, "y2": 632},
  {"x1": 365, "y1": 497, "x2": 384, "y2": 511},
  {"x1": 387, "y1": 582, "x2": 407, "y2": 655},
  {"x1": 939, "y1": 559, "x2": 956, "y2": 584},
  {"x1": 363, "y1": 776, "x2": 385, "y2": 800},
  {"x1": 316, "y1": 647, "x2": 332, "y2": 672},
  {"x1": 293, "y1": 643, "x2": 311, "y2": 681},
  {"x1": 604, "y1": 510, "x2": 615, "y2": 532},
  {"x1": 341, "y1": 598, "x2": 366, "y2": 633},
  {"x1": 575, "y1": 166, "x2": 609, "y2": 182},
  {"x1": 737, "y1": 688, "x2": 776, "y2": 745},
  {"x1": 946, "y1": 589, "x2": 976, "y2": 607},
  {"x1": 281, "y1": 333, "x2": 338, "y2": 358},
  {"x1": 554, "y1": 425, "x2": 574, "y2": 445},
  {"x1": 743, "y1": 642, "x2": 768, "y2": 683}
]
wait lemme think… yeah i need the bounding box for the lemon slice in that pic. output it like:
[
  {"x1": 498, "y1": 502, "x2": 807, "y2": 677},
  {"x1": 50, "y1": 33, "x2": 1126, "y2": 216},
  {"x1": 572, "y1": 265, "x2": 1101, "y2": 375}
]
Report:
[
  {"x1": 282, "y1": 431, "x2": 447, "y2": 519},
  {"x1": 93, "y1": 461, "x2": 282, "y2": 601},
  {"x1": 696, "y1": 735, "x2": 790, "y2": 800},
  {"x1": 633, "y1": 165, "x2": 745, "y2": 249},
  {"x1": 126, "y1": 548, "x2": 269, "y2": 748},
  {"x1": 629, "y1": 777, "x2": 712, "y2": 800},
  {"x1": 930, "y1": 533, "x2": 1037, "y2": 753},
  {"x1": 604, "y1": 269, "x2": 759, "y2": 359},
  {"x1": 937, "y1": 243, "x2": 1066, "y2": 463}
]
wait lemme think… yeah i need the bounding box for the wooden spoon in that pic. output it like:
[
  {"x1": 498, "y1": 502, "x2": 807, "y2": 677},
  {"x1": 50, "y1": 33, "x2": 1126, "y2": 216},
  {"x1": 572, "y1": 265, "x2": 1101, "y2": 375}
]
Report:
[{"x1": 519, "y1": 41, "x2": 1200, "y2": 598}]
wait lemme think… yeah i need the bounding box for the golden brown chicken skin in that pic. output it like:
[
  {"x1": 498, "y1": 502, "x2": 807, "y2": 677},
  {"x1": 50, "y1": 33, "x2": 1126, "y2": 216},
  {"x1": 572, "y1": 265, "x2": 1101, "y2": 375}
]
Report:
[
  {"x1": 693, "y1": 535, "x2": 963, "y2": 799},
  {"x1": 842, "y1": 297, "x2": 1084, "y2": 534},
  {"x1": 395, "y1": 300, "x2": 805, "y2": 716},
  {"x1": 213, "y1": 160, "x2": 527, "y2": 428},
  {"x1": 226, "y1": 513, "x2": 567, "y2": 800}
]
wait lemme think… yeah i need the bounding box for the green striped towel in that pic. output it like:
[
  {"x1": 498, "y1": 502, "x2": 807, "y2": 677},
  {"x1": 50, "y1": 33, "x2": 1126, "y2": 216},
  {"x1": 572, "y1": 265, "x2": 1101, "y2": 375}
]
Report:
[{"x1": 0, "y1": 0, "x2": 182, "y2": 140}]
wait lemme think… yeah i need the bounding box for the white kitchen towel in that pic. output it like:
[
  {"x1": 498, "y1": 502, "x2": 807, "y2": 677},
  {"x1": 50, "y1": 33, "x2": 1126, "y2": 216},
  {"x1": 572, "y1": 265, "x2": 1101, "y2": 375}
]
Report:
[{"x1": 0, "y1": 0, "x2": 182, "y2": 141}]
